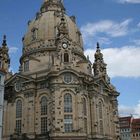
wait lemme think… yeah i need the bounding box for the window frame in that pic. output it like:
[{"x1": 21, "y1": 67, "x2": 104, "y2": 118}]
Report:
[
  {"x1": 40, "y1": 96, "x2": 48, "y2": 134},
  {"x1": 83, "y1": 98, "x2": 87, "y2": 116},
  {"x1": 64, "y1": 73, "x2": 73, "y2": 84},
  {"x1": 24, "y1": 60, "x2": 29, "y2": 72},
  {"x1": 16, "y1": 99, "x2": 22, "y2": 134},
  {"x1": 64, "y1": 115, "x2": 73, "y2": 132},
  {"x1": 64, "y1": 93, "x2": 72, "y2": 113},
  {"x1": 16, "y1": 100, "x2": 22, "y2": 119},
  {"x1": 64, "y1": 53, "x2": 69, "y2": 63},
  {"x1": 41, "y1": 96, "x2": 47, "y2": 116}
]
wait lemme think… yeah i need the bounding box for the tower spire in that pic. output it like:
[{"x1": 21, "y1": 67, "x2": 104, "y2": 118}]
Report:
[
  {"x1": 0, "y1": 35, "x2": 10, "y2": 74},
  {"x1": 97, "y1": 42, "x2": 100, "y2": 49},
  {"x1": 94, "y1": 42, "x2": 103, "y2": 62},
  {"x1": 2, "y1": 35, "x2": 7, "y2": 46}
]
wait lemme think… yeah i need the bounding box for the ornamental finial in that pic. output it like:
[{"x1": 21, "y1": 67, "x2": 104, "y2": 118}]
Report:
[
  {"x1": 2, "y1": 35, "x2": 7, "y2": 46},
  {"x1": 97, "y1": 42, "x2": 100, "y2": 49}
]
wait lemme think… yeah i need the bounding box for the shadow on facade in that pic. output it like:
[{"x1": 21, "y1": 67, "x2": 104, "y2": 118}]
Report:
[{"x1": 10, "y1": 132, "x2": 50, "y2": 140}]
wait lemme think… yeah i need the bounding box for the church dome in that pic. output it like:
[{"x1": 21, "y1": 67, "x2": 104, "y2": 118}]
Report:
[
  {"x1": 22, "y1": 0, "x2": 83, "y2": 55},
  {"x1": 20, "y1": 0, "x2": 88, "y2": 75}
]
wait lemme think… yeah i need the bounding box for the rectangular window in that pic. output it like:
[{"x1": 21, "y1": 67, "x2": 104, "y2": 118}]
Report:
[
  {"x1": 24, "y1": 60, "x2": 29, "y2": 72},
  {"x1": 41, "y1": 105, "x2": 47, "y2": 116},
  {"x1": 16, "y1": 120, "x2": 22, "y2": 134},
  {"x1": 64, "y1": 104, "x2": 72, "y2": 112},
  {"x1": 99, "y1": 120, "x2": 103, "y2": 134},
  {"x1": 16, "y1": 107, "x2": 22, "y2": 118},
  {"x1": 64, "y1": 115, "x2": 73, "y2": 132},
  {"x1": 41, "y1": 117, "x2": 47, "y2": 134},
  {"x1": 84, "y1": 118, "x2": 87, "y2": 133}
]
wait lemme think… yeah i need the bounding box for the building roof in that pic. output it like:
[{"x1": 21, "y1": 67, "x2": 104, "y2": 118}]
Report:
[
  {"x1": 132, "y1": 118, "x2": 140, "y2": 132},
  {"x1": 119, "y1": 116, "x2": 132, "y2": 129}
]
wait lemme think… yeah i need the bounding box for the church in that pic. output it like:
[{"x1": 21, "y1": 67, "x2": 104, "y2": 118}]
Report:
[{"x1": 1, "y1": 0, "x2": 120, "y2": 140}]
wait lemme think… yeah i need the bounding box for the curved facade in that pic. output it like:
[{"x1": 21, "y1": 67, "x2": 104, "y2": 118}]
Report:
[{"x1": 2, "y1": 0, "x2": 120, "y2": 140}]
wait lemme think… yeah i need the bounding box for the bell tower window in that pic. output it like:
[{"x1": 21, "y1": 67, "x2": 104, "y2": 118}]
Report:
[{"x1": 64, "y1": 53, "x2": 69, "y2": 63}]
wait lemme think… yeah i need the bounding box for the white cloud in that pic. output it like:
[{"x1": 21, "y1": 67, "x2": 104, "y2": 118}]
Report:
[
  {"x1": 119, "y1": 101, "x2": 140, "y2": 118},
  {"x1": 81, "y1": 19, "x2": 132, "y2": 46},
  {"x1": 95, "y1": 37, "x2": 112, "y2": 45},
  {"x1": 84, "y1": 46, "x2": 140, "y2": 78},
  {"x1": 119, "y1": 105, "x2": 135, "y2": 116},
  {"x1": 135, "y1": 101, "x2": 140, "y2": 117},
  {"x1": 117, "y1": 0, "x2": 140, "y2": 4},
  {"x1": 132, "y1": 39, "x2": 140, "y2": 46},
  {"x1": 138, "y1": 22, "x2": 140, "y2": 27},
  {"x1": 9, "y1": 47, "x2": 18, "y2": 54}
]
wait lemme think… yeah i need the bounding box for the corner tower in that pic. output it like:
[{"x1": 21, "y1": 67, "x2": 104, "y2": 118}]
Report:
[
  {"x1": 0, "y1": 35, "x2": 10, "y2": 78},
  {"x1": 3, "y1": 1, "x2": 120, "y2": 140}
]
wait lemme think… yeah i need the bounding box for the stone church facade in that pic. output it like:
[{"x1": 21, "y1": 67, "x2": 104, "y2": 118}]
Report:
[{"x1": 2, "y1": 0, "x2": 120, "y2": 140}]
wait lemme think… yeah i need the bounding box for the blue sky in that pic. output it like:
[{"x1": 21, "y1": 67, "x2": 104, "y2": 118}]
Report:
[{"x1": 0, "y1": 0, "x2": 140, "y2": 117}]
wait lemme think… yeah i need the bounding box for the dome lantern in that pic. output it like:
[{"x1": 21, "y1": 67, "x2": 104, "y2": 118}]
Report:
[{"x1": 41, "y1": 0, "x2": 65, "y2": 13}]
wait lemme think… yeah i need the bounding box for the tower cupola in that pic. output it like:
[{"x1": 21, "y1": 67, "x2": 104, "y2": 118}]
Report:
[
  {"x1": 0, "y1": 35, "x2": 10, "y2": 73},
  {"x1": 40, "y1": 0, "x2": 65, "y2": 13},
  {"x1": 93, "y1": 42, "x2": 107, "y2": 77}
]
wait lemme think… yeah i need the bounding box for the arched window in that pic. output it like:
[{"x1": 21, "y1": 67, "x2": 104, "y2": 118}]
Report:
[
  {"x1": 64, "y1": 93, "x2": 72, "y2": 112},
  {"x1": 24, "y1": 60, "x2": 29, "y2": 72},
  {"x1": 41, "y1": 97, "x2": 47, "y2": 115},
  {"x1": 83, "y1": 98, "x2": 87, "y2": 116},
  {"x1": 64, "y1": 53, "x2": 69, "y2": 62},
  {"x1": 64, "y1": 93, "x2": 73, "y2": 132},
  {"x1": 99, "y1": 101, "x2": 103, "y2": 119},
  {"x1": 16, "y1": 100, "x2": 22, "y2": 118},
  {"x1": 16, "y1": 100, "x2": 22, "y2": 134},
  {"x1": 40, "y1": 96, "x2": 48, "y2": 134}
]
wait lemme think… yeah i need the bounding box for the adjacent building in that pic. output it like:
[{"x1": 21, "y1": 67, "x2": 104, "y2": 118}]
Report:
[
  {"x1": 0, "y1": 36, "x2": 9, "y2": 140},
  {"x1": 2, "y1": 0, "x2": 120, "y2": 140},
  {"x1": 119, "y1": 116, "x2": 140, "y2": 140},
  {"x1": 0, "y1": 71, "x2": 5, "y2": 140},
  {"x1": 119, "y1": 116, "x2": 132, "y2": 140},
  {"x1": 131, "y1": 118, "x2": 140, "y2": 140}
]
